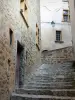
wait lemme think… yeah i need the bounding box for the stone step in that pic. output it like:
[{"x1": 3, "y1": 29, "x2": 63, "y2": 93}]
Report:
[
  {"x1": 27, "y1": 82, "x2": 72, "y2": 86},
  {"x1": 31, "y1": 77, "x2": 75, "y2": 81},
  {"x1": 38, "y1": 67, "x2": 74, "y2": 70},
  {"x1": 37, "y1": 69, "x2": 75, "y2": 74},
  {"x1": 29, "y1": 77, "x2": 75, "y2": 82},
  {"x1": 39, "y1": 63, "x2": 73, "y2": 68},
  {"x1": 27, "y1": 82, "x2": 72, "y2": 85},
  {"x1": 35, "y1": 68, "x2": 75, "y2": 73},
  {"x1": 24, "y1": 84, "x2": 73, "y2": 89},
  {"x1": 27, "y1": 79, "x2": 75, "y2": 83},
  {"x1": 15, "y1": 88, "x2": 75, "y2": 96},
  {"x1": 33, "y1": 74, "x2": 75, "y2": 79},
  {"x1": 39, "y1": 65, "x2": 74, "y2": 68},
  {"x1": 51, "y1": 89, "x2": 75, "y2": 97},
  {"x1": 11, "y1": 93, "x2": 75, "y2": 100},
  {"x1": 61, "y1": 63, "x2": 73, "y2": 66},
  {"x1": 40, "y1": 62, "x2": 73, "y2": 67},
  {"x1": 32, "y1": 75, "x2": 75, "y2": 79},
  {"x1": 32, "y1": 74, "x2": 74, "y2": 78},
  {"x1": 34, "y1": 72, "x2": 75, "y2": 77}
]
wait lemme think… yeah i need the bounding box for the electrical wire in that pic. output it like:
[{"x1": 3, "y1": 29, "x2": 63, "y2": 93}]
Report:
[
  {"x1": 41, "y1": 0, "x2": 61, "y2": 4},
  {"x1": 42, "y1": 6, "x2": 64, "y2": 12}
]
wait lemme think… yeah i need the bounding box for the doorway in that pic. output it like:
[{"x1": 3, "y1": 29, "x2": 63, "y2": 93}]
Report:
[{"x1": 16, "y1": 41, "x2": 24, "y2": 88}]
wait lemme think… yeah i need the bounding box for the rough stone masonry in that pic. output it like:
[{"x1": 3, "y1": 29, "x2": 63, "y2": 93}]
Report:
[
  {"x1": 0, "y1": 33, "x2": 15, "y2": 100},
  {"x1": 0, "y1": 0, "x2": 41, "y2": 100},
  {"x1": 41, "y1": 46, "x2": 74, "y2": 64}
]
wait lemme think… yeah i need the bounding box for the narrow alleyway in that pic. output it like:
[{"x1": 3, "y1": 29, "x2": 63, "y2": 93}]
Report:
[
  {"x1": 11, "y1": 62, "x2": 75, "y2": 100},
  {"x1": 1, "y1": 0, "x2": 75, "y2": 100}
]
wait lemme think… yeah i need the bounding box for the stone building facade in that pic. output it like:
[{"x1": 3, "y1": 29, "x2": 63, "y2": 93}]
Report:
[
  {"x1": 0, "y1": 32, "x2": 15, "y2": 100},
  {"x1": 0, "y1": 0, "x2": 41, "y2": 100}
]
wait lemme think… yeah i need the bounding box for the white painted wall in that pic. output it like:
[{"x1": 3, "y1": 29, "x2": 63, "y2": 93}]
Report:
[{"x1": 40, "y1": 0, "x2": 72, "y2": 51}]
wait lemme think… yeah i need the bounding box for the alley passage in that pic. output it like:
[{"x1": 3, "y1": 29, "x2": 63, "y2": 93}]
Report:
[{"x1": 11, "y1": 62, "x2": 75, "y2": 100}]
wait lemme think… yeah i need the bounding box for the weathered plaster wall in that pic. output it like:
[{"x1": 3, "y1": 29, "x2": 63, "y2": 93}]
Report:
[
  {"x1": 41, "y1": 23, "x2": 72, "y2": 51},
  {"x1": 41, "y1": 46, "x2": 74, "y2": 64},
  {"x1": 40, "y1": 0, "x2": 72, "y2": 51}
]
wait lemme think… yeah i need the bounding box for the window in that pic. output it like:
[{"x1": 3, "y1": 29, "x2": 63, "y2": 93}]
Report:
[
  {"x1": 20, "y1": 0, "x2": 24, "y2": 11},
  {"x1": 63, "y1": 10, "x2": 70, "y2": 22},
  {"x1": 63, "y1": 10, "x2": 68, "y2": 15},
  {"x1": 24, "y1": 0, "x2": 28, "y2": 21},
  {"x1": 63, "y1": 15, "x2": 68, "y2": 22},
  {"x1": 20, "y1": 0, "x2": 28, "y2": 27},
  {"x1": 24, "y1": 0, "x2": 27, "y2": 10},
  {"x1": 36, "y1": 24, "x2": 40, "y2": 50},
  {"x1": 9, "y1": 29, "x2": 13, "y2": 45},
  {"x1": 20, "y1": 0, "x2": 24, "y2": 2},
  {"x1": 56, "y1": 31, "x2": 61, "y2": 41},
  {"x1": 8, "y1": 59, "x2": 11, "y2": 66},
  {"x1": 25, "y1": 4, "x2": 27, "y2": 10}
]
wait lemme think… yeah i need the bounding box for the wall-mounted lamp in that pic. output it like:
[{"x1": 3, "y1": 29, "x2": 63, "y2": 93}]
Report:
[{"x1": 51, "y1": 21, "x2": 55, "y2": 27}]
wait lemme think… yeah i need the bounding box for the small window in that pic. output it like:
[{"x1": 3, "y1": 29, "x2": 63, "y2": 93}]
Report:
[
  {"x1": 20, "y1": 0, "x2": 24, "y2": 13},
  {"x1": 63, "y1": 10, "x2": 70, "y2": 22},
  {"x1": 9, "y1": 29, "x2": 13, "y2": 45},
  {"x1": 20, "y1": 0, "x2": 28, "y2": 27},
  {"x1": 63, "y1": 15, "x2": 68, "y2": 22},
  {"x1": 25, "y1": 4, "x2": 27, "y2": 10},
  {"x1": 8, "y1": 59, "x2": 11, "y2": 66},
  {"x1": 24, "y1": 0, "x2": 27, "y2": 10},
  {"x1": 20, "y1": 0, "x2": 24, "y2": 2},
  {"x1": 63, "y1": 10, "x2": 68, "y2": 15},
  {"x1": 56, "y1": 31, "x2": 61, "y2": 41},
  {"x1": 36, "y1": 24, "x2": 40, "y2": 50}
]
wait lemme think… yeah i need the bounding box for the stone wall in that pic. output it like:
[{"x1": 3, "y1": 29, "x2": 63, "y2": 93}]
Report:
[
  {"x1": 21, "y1": 0, "x2": 41, "y2": 78},
  {"x1": 0, "y1": 0, "x2": 41, "y2": 100},
  {"x1": 41, "y1": 46, "x2": 74, "y2": 64},
  {"x1": 0, "y1": 33, "x2": 15, "y2": 100}
]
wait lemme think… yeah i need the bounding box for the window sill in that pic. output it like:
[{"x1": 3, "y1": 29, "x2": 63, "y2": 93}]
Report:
[
  {"x1": 55, "y1": 41, "x2": 64, "y2": 43},
  {"x1": 36, "y1": 44, "x2": 40, "y2": 51},
  {"x1": 62, "y1": 21, "x2": 70, "y2": 23},
  {"x1": 20, "y1": 10, "x2": 29, "y2": 28}
]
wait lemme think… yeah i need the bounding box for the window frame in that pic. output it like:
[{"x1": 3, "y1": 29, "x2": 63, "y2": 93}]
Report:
[
  {"x1": 20, "y1": 0, "x2": 29, "y2": 28},
  {"x1": 36, "y1": 24, "x2": 40, "y2": 51},
  {"x1": 56, "y1": 30, "x2": 61, "y2": 41},
  {"x1": 55, "y1": 30, "x2": 64, "y2": 43},
  {"x1": 62, "y1": 0, "x2": 68, "y2": 2},
  {"x1": 9, "y1": 29, "x2": 13, "y2": 45},
  {"x1": 62, "y1": 9, "x2": 70, "y2": 22}
]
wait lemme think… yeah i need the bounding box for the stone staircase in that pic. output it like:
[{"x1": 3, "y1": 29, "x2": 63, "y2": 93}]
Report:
[{"x1": 11, "y1": 62, "x2": 75, "y2": 100}]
